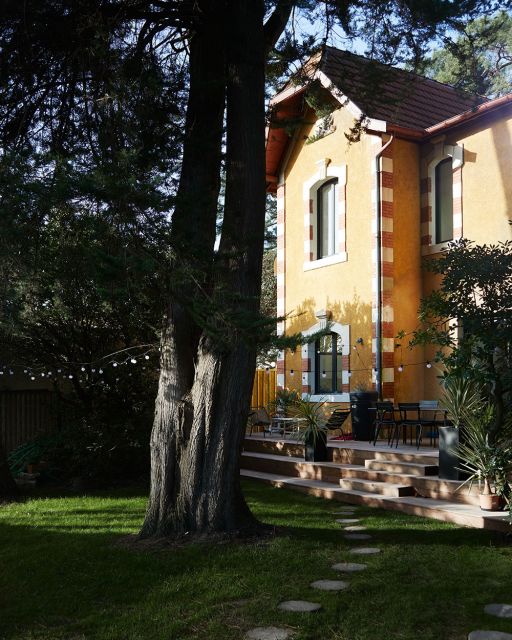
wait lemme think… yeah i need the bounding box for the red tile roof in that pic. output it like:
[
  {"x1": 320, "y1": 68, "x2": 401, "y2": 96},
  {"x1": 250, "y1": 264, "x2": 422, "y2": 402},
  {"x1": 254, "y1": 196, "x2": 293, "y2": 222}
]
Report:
[{"x1": 320, "y1": 46, "x2": 487, "y2": 131}]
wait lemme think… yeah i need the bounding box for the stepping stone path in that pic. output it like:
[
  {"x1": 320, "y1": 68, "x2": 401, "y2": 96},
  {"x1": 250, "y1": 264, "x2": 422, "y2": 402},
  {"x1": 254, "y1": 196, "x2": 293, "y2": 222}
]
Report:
[
  {"x1": 336, "y1": 518, "x2": 360, "y2": 524},
  {"x1": 344, "y1": 533, "x2": 372, "y2": 541},
  {"x1": 485, "y1": 604, "x2": 512, "y2": 618},
  {"x1": 310, "y1": 579, "x2": 348, "y2": 592},
  {"x1": 468, "y1": 632, "x2": 512, "y2": 640},
  {"x1": 332, "y1": 562, "x2": 367, "y2": 572},
  {"x1": 245, "y1": 627, "x2": 293, "y2": 640},
  {"x1": 278, "y1": 600, "x2": 322, "y2": 613},
  {"x1": 349, "y1": 547, "x2": 381, "y2": 555},
  {"x1": 344, "y1": 525, "x2": 367, "y2": 531}
]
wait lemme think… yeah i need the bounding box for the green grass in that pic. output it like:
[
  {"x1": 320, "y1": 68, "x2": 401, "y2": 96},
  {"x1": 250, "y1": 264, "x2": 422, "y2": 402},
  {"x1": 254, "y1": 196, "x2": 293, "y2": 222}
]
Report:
[{"x1": 1, "y1": 480, "x2": 511, "y2": 640}]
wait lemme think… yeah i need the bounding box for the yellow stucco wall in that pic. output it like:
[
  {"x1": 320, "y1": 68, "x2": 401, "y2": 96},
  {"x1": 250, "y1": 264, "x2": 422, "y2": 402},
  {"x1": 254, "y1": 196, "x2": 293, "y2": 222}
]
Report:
[
  {"x1": 419, "y1": 107, "x2": 512, "y2": 400},
  {"x1": 283, "y1": 106, "x2": 376, "y2": 394},
  {"x1": 281, "y1": 101, "x2": 512, "y2": 403},
  {"x1": 391, "y1": 138, "x2": 425, "y2": 402}
]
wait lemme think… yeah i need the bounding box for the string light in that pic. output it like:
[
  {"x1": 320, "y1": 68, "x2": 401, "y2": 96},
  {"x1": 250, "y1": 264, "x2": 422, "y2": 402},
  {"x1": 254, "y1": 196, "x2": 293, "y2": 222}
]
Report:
[
  {"x1": 321, "y1": 370, "x2": 327, "y2": 378},
  {"x1": 426, "y1": 361, "x2": 432, "y2": 369},
  {"x1": 289, "y1": 369, "x2": 294, "y2": 377},
  {"x1": 398, "y1": 364, "x2": 404, "y2": 372}
]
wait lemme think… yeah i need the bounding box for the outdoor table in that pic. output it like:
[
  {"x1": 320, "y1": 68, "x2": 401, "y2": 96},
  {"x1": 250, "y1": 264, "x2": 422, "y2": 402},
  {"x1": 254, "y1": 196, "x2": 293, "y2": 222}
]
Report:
[{"x1": 270, "y1": 416, "x2": 306, "y2": 437}]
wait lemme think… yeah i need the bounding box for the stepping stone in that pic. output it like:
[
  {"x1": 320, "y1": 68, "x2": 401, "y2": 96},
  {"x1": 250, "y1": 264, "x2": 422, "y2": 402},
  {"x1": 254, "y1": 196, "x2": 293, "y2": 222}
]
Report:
[
  {"x1": 334, "y1": 509, "x2": 357, "y2": 514},
  {"x1": 468, "y1": 632, "x2": 512, "y2": 640},
  {"x1": 349, "y1": 547, "x2": 381, "y2": 555},
  {"x1": 485, "y1": 604, "x2": 512, "y2": 619},
  {"x1": 332, "y1": 562, "x2": 367, "y2": 572},
  {"x1": 344, "y1": 525, "x2": 367, "y2": 531},
  {"x1": 310, "y1": 579, "x2": 348, "y2": 592},
  {"x1": 336, "y1": 518, "x2": 360, "y2": 524},
  {"x1": 278, "y1": 600, "x2": 322, "y2": 613},
  {"x1": 245, "y1": 628, "x2": 293, "y2": 640},
  {"x1": 344, "y1": 533, "x2": 372, "y2": 540}
]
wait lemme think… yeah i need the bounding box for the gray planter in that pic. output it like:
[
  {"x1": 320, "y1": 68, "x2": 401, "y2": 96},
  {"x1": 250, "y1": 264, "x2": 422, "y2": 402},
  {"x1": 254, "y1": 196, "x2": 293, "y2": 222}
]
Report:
[{"x1": 439, "y1": 425, "x2": 468, "y2": 481}]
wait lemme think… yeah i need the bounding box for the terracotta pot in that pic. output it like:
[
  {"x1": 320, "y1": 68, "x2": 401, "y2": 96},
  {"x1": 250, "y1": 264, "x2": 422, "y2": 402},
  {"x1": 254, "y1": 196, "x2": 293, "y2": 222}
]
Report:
[{"x1": 479, "y1": 493, "x2": 502, "y2": 511}]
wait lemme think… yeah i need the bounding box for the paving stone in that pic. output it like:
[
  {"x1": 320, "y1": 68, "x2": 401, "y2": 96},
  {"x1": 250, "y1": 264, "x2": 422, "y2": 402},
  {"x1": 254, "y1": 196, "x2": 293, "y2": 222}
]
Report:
[
  {"x1": 484, "y1": 604, "x2": 512, "y2": 619},
  {"x1": 336, "y1": 518, "x2": 360, "y2": 524},
  {"x1": 331, "y1": 562, "x2": 367, "y2": 572},
  {"x1": 344, "y1": 533, "x2": 372, "y2": 540},
  {"x1": 334, "y1": 509, "x2": 357, "y2": 514},
  {"x1": 310, "y1": 579, "x2": 349, "y2": 591},
  {"x1": 468, "y1": 632, "x2": 512, "y2": 640},
  {"x1": 277, "y1": 600, "x2": 322, "y2": 613},
  {"x1": 244, "y1": 627, "x2": 294, "y2": 640},
  {"x1": 344, "y1": 525, "x2": 367, "y2": 531},
  {"x1": 349, "y1": 547, "x2": 381, "y2": 555}
]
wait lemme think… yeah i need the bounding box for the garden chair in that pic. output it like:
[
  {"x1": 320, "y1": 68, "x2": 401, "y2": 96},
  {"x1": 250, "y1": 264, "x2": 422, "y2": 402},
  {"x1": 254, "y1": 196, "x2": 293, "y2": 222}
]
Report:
[
  {"x1": 417, "y1": 400, "x2": 447, "y2": 448},
  {"x1": 372, "y1": 401, "x2": 397, "y2": 446},
  {"x1": 393, "y1": 403, "x2": 422, "y2": 448},
  {"x1": 325, "y1": 408, "x2": 351, "y2": 439},
  {"x1": 247, "y1": 407, "x2": 272, "y2": 436}
]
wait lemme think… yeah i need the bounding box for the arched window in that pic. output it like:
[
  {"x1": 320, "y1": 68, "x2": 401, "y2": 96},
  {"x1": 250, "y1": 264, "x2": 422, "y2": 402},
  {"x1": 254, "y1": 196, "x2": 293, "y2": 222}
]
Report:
[
  {"x1": 317, "y1": 179, "x2": 339, "y2": 259},
  {"x1": 434, "y1": 158, "x2": 453, "y2": 244},
  {"x1": 315, "y1": 332, "x2": 343, "y2": 394}
]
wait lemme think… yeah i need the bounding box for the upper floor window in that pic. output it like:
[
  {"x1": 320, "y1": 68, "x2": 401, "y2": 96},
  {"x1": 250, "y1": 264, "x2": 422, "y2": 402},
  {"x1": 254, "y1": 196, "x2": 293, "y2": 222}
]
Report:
[
  {"x1": 315, "y1": 332, "x2": 343, "y2": 394},
  {"x1": 434, "y1": 158, "x2": 453, "y2": 244},
  {"x1": 317, "y1": 178, "x2": 339, "y2": 259}
]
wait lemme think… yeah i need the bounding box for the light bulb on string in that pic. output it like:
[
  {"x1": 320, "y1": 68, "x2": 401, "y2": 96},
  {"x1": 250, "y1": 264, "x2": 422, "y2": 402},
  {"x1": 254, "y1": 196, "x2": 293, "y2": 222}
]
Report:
[
  {"x1": 322, "y1": 370, "x2": 327, "y2": 378},
  {"x1": 99, "y1": 368, "x2": 103, "y2": 374},
  {"x1": 92, "y1": 368, "x2": 96, "y2": 373},
  {"x1": 113, "y1": 362, "x2": 118, "y2": 368},
  {"x1": 426, "y1": 361, "x2": 432, "y2": 369},
  {"x1": 144, "y1": 355, "x2": 150, "y2": 360},
  {"x1": 347, "y1": 370, "x2": 352, "y2": 377},
  {"x1": 398, "y1": 364, "x2": 404, "y2": 372},
  {"x1": 130, "y1": 358, "x2": 137, "y2": 364},
  {"x1": 68, "y1": 374, "x2": 73, "y2": 379},
  {"x1": 289, "y1": 369, "x2": 294, "y2": 377}
]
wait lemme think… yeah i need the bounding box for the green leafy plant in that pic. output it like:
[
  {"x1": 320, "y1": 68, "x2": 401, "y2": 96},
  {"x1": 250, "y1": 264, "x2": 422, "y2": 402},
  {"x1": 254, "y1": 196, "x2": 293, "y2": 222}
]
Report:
[
  {"x1": 457, "y1": 405, "x2": 512, "y2": 498},
  {"x1": 271, "y1": 387, "x2": 299, "y2": 417},
  {"x1": 291, "y1": 395, "x2": 328, "y2": 445},
  {"x1": 441, "y1": 375, "x2": 484, "y2": 428}
]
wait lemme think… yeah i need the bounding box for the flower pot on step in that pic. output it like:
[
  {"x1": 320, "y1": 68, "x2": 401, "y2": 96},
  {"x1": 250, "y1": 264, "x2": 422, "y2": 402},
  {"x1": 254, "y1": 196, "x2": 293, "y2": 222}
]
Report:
[
  {"x1": 479, "y1": 493, "x2": 502, "y2": 511},
  {"x1": 304, "y1": 431, "x2": 328, "y2": 462}
]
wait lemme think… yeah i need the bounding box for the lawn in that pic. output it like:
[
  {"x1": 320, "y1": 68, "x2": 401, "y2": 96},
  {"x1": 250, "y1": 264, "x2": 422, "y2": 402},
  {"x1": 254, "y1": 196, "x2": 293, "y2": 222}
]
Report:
[{"x1": 0, "y1": 480, "x2": 511, "y2": 640}]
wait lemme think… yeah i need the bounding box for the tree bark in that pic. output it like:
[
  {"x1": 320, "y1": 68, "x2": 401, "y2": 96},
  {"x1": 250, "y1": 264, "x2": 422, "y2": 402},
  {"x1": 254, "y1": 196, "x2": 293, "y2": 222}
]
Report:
[
  {"x1": 140, "y1": 0, "x2": 269, "y2": 540},
  {"x1": 0, "y1": 442, "x2": 19, "y2": 503}
]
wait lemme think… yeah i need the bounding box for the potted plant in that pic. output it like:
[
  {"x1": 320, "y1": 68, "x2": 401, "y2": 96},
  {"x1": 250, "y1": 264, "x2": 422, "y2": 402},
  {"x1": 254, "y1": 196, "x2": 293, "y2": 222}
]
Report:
[
  {"x1": 271, "y1": 387, "x2": 299, "y2": 417},
  {"x1": 292, "y1": 396, "x2": 329, "y2": 462},
  {"x1": 438, "y1": 375, "x2": 483, "y2": 480},
  {"x1": 457, "y1": 405, "x2": 512, "y2": 511},
  {"x1": 349, "y1": 382, "x2": 377, "y2": 441}
]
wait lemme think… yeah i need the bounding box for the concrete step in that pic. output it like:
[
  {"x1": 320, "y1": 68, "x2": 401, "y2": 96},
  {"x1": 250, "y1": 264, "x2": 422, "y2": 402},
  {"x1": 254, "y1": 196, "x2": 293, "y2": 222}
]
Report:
[
  {"x1": 372, "y1": 450, "x2": 438, "y2": 465},
  {"x1": 240, "y1": 469, "x2": 510, "y2": 534},
  {"x1": 339, "y1": 477, "x2": 415, "y2": 497},
  {"x1": 241, "y1": 451, "x2": 344, "y2": 483},
  {"x1": 365, "y1": 459, "x2": 438, "y2": 476},
  {"x1": 341, "y1": 466, "x2": 480, "y2": 506}
]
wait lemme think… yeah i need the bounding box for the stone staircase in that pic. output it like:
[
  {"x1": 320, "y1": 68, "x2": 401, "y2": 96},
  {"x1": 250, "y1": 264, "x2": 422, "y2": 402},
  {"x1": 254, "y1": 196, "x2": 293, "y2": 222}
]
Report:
[{"x1": 241, "y1": 436, "x2": 511, "y2": 533}]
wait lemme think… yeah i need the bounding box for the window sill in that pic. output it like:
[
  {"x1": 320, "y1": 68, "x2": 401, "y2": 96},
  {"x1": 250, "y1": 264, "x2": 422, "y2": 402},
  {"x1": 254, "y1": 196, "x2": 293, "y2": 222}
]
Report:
[
  {"x1": 303, "y1": 252, "x2": 348, "y2": 271},
  {"x1": 422, "y1": 241, "x2": 451, "y2": 256},
  {"x1": 304, "y1": 393, "x2": 350, "y2": 403}
]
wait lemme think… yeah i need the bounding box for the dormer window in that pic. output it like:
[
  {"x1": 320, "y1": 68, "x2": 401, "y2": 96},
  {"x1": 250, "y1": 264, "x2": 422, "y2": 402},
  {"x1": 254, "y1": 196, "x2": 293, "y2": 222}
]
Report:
[{"x1": 317, "y1": 178, "x2": 339, "y2": 259}]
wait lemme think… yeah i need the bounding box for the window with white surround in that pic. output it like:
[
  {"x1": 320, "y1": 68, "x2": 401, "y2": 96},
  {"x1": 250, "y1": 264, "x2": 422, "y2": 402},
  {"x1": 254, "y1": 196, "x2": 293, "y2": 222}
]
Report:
[
  {"x1": 424, "y1": 143, "x2": 464, "y2": 252},
  {"x1": 317, "y1": 179, "x2": 339, "y2": 258},
  {"x1": 303, "y1": 160, "x2": 347, "y2": 270},
  {"x1": 301, "y1": 317, "x2": 350, "y2": 402}
]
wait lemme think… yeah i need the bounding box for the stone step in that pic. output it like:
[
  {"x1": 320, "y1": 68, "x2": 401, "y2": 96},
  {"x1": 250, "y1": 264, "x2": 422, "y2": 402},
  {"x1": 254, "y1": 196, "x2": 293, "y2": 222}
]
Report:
[
  {"x1": 240, "y1": 469, "x2": 511, "y2": 533},
  {"x1": 241, "y1": 451, "x2": 344, "y2": 483},
  {"x1": 339, "y1": 477, "x2": 415, "y2": 497},
  {"x1": 372, "y1": 449, "x2": 438, "y2": 465},
  {"x1": 365, "y1": 459, "x2": 438, "y2": 476},
  {"x1": 342, "y1": 466, "x2": 480, "y2": 506}
]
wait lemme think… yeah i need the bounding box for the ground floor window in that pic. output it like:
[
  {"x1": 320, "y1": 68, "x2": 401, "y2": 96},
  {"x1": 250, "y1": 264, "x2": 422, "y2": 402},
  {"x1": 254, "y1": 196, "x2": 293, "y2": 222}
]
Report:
[{"x1": 315, "y1": 332, "x2": 343, "y2": 394}]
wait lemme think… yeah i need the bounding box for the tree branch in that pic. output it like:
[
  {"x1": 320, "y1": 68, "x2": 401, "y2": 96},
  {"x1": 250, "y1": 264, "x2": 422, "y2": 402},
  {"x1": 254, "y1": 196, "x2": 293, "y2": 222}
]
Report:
[{"x1": 264, "y1": 0, "x2": 294, "y2": 53}]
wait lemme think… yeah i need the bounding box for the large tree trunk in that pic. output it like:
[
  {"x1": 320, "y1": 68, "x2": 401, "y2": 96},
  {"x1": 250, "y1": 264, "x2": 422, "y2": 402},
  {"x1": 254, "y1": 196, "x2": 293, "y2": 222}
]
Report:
[
  {"x1": 0, "y1": 442, "x2": 18, "y2": 503},
  {"x1": 140, "y1": 0, "x2": 268, "y2": 539}
]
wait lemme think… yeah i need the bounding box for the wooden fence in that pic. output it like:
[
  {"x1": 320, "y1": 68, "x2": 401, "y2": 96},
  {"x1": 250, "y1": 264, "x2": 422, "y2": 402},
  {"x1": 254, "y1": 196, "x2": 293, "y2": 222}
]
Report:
[
  {"x1": 0, "y1": 390, "x2": 57, "y2": 453},
  {"x1": 251, "y1": 368, "x2": 277, "y2": 410}
]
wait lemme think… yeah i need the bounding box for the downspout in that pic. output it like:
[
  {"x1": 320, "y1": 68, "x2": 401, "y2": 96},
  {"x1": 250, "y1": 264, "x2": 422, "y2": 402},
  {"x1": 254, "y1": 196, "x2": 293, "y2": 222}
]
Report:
[{"x1": 374, "y1": 134, "x2": 394, "y2": 401}]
